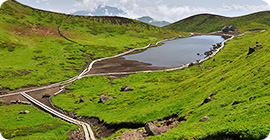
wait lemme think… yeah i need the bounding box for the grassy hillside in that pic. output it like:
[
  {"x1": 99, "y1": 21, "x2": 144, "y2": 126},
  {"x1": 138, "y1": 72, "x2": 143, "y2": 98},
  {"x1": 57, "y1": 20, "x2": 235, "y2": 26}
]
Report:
[
  {"x1": 52, "y1": 29, "x2": 270, "y2": 139},
  {"x1": 0, "y1": 0, "x2": 187, "y2": 90},
  {"x1": 0, "y1": 104, "x2": 77, "y2": 139},
  {"x1": 165, "y1": 11, "x2": 270, "y2": 33}
]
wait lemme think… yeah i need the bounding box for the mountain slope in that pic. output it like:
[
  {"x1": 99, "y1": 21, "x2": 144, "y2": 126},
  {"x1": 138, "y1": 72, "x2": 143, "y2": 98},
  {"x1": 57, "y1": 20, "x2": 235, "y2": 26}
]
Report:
[
  {"x1": 165, "y1": 11, "x2": 270, "y2": 33},
  {"x1": 136, "y1": 16, "x2": 171, "y2": 27},
  {"x1": 0, "y1": 0, "x2": 186, "y2": 90},
  {"x1": 52, "y1": 29, "x2": 270, "y2": 139}
]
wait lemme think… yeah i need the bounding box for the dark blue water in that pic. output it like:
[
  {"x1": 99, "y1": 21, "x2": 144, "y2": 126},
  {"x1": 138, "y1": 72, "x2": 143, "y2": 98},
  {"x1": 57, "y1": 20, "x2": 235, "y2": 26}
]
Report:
[{"x1": 123, "y1": 35, "x2": 224, "y2": 67}]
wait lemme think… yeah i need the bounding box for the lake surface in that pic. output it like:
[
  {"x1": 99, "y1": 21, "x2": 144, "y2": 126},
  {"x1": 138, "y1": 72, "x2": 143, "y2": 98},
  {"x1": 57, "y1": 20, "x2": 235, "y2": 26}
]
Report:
[{"x1": 123, "y1": 35, "x2": 224, "y2": 67}]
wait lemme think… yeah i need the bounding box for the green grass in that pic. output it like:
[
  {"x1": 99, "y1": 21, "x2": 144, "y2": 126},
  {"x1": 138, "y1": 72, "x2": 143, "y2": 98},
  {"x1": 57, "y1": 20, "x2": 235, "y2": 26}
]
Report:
[
  {"x1": 0, "y1": 0, "x2": 187, "y2": 90},
  {"x1": 0, "y1": 104, "x2": 77, "y2": 139},
  {"x1": 52, "y1": 29, "x2": 270, "y2": 139},
  {"x1": 165, "y1": 11, "x2": 270, "y2": 33}
]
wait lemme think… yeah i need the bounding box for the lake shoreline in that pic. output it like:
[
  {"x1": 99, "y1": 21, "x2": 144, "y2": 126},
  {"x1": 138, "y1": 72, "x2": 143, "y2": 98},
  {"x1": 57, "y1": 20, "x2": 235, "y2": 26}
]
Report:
[{"x1": 85, "y1": 32, "x2": 235, "y2": 76}]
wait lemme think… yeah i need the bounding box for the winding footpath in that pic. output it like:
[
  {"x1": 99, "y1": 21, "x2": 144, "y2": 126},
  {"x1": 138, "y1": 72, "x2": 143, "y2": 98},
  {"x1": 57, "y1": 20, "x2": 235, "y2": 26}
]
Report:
[{"x1": 0, "y1": 33, "x2": 235, "y2": 140}]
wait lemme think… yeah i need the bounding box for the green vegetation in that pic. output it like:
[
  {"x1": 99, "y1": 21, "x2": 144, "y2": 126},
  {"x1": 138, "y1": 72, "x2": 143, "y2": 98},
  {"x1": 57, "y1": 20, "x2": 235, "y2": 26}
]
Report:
[
  {"x1": 0, "y1": 0, "x2": 187, "y2": 90},
  {"x1": 0, "y1": 104, "x2": 77, "y2": 139},
  {"x1": 1, "y1": 0, "x2": 270, "y2": 139},
  {"x1": 52, "y1": 29, "x2": 270, "y2": 139},
  {"x1": 165, "y1": 11, "x2": 270, "y2": 33}
]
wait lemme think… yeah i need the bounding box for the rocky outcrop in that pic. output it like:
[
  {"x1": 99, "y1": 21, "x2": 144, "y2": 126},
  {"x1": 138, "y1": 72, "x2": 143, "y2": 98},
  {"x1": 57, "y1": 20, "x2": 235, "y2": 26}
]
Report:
[
  {"x1": 229, "y1": 25, "x2": 236, "y2": 31},
  {"x1": 248, "y1": 46, "x2": 255, "y2": 55},
  {"x1": 79, "y1": 98, "x2": 85, "y2": 103},
  {"x1": 19, "y1": 110, "x2": 30, "y2": 114},
  {"x1": 120, "y1": 86, "x2": 133, "y2": 91},
  {"x1": 11, "y1": 100, "x2": 31, "y2": 105},
  {"x1": 222, "y1": 26, "x2": 230, "y2": 33},
  {"x1": 145, "y1": 122, "x2": 161, "y2": 136},
  {"x1": 200, "y1": 97, "x2": 214, "y2": 106},
  {"x1": 200, "y1": 116, "x2": 210, "y2": 122},
  {"x1": 222, "y1": 25, "x2": 237, "y2": 33},
  {"x1": 99, "y1": 96, "x2": 113, "y2": 103},
  {"x1": 204, "y1": 50, "x2": 213, "y2": 56}
]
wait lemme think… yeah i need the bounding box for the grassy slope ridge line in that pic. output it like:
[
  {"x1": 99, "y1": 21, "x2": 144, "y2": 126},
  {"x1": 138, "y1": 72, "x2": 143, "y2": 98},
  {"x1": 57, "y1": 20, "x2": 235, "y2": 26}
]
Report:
[
  {"x1": 52, "y1": 29, "x2": 270, "y2": 139},
  {"x1": 0, "y1": 0, "x2": 187, "y2": 90},
  {"x1": 0, "y1": 104, "x2": 77, "y2": 139},
  {"x1": 165, "y1": 11, "x2": 270, "y2": 33}
]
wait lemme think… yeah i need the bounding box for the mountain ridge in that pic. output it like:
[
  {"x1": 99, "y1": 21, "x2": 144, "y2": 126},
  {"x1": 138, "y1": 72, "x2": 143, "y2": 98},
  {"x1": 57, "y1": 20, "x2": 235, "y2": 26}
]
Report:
[{"x1": 165, "y1": 11, "x2": 270, "y2": 33}]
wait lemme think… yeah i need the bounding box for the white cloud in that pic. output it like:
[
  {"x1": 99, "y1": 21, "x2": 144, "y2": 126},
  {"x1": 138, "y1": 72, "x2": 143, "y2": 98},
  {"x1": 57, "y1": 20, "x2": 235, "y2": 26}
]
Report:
[
  {"x1": 0, "y1": 0, "x2": 7, "y2": 8},
  {"x1": 115, "y1": 3, "x2": 210, "y2": 22},
  {"x1": 74, "y1": 0, "x2": 108, "y2": 11},
  {"x1": 217, "y1": 3, "x2": 269, "y2": 12},
  {"x1": 35, "y1": 0, "x2": 49, "y2": 5},
  {"x1": 263, "y1": 0, "x2": 270, "y2": 7}
]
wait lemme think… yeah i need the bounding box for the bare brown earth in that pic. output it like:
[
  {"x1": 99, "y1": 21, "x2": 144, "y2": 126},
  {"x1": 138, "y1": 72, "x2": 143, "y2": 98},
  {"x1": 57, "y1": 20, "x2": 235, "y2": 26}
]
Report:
[
  {"x1": 0, "y1": 86, "x2": 60, "y2": 105},
  {"x1": 87, "y1": 57, "x2": 167, "y2": 75}
]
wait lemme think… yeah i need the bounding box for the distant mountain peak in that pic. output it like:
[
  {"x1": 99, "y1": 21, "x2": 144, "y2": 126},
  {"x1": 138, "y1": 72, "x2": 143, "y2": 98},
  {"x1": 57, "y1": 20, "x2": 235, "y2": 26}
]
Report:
[
  {"x1": 72, "y1": 5, "x2": 125, "y2": 16},
  {"x1": 136, "y1": 16, "x2": 171, "y2": 27}
]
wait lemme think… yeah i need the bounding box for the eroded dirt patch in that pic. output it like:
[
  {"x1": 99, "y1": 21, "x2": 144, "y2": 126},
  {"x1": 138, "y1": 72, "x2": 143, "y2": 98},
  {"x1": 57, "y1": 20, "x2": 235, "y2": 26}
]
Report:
[
  {"x1": 13, "y1": 25, "x2": 60, "y2": 37},
  {"x1": 87, "y1": 57, "x2": 166, "y2": 75}
]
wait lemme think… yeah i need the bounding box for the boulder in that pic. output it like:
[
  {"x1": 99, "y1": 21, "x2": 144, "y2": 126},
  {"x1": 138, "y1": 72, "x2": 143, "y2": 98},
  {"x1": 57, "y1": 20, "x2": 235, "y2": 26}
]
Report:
[
  {"x1": 200, "y1": 116, "x2": 210, "y2": 122},
  {"x1": 79, "y1": 98, "x2": 85, "y2": 103},
  {"x1": 210, "y1": 92, "x2": 217, "y2": 97},
  {"x1": 19, "y1": 110, "x2": 30, "y2": 114},
  {"x1": 229, "y1": 25, "x2": 235, "y2": 31},
  {"x1": 42, "y1": 94, "x2": 50, "y2": 98},
  {"x1": 79, "y1": 95, "x2": 84, "y2": 98},
  {"x1": 247, "y1": 46, "x2": 255, "y2": 55},
  {"x1": 19, "y1": 111, "x2": 26, "y2": 114},
  {"x1": 256, "y1": 42, "x2": 261, "y2": 48},
  {"x1": 200, "y1": 97, "x2": 214, "y2": 106},
  {"x1": 232, "y1": 101, "x2": 241, "y2": 105},
  {"x1": 220, "y1": 76, "x2": 228, "y2": 81},
  {"x1": 204, "y1": 51, "x2": 212, "y2": 56},
  {"x1": 99, "y1": 96, "x2": 113, "y2": 103},
  {"x1": 20, "y1": 101, "x2": 31, "y2": 105},
  {"x1": 222, "y1": 26, "x2": 230, "y2": 33},
  {"x1": 188, "y1": 63, "x2": 194, "y2": 67},
  {"x1": 10, "y1": 100, "x2": 17, "y2": 104},
  {"x1": 249, "y1": 96, "x2": 254, "y2": 101},
  {"x1": 120, "y1": 86, "x2": 133, "y2": 91},
  {"x1": 145, "y1": 122, "x2": 160, "y2": 136},
  {"x1": 221, "y1": 104, "x2": 227, "y2": 107}
]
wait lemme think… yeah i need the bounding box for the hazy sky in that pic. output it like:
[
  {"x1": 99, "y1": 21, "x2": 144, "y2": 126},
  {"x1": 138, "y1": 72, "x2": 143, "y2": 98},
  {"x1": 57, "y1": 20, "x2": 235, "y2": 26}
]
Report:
[{"x1": 1, "y1": 0, "x2": 270, "y2": 22}]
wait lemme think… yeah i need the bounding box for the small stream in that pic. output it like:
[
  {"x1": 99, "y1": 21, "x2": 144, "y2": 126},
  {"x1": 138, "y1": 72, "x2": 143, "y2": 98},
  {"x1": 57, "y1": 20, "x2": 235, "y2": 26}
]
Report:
[{"x1": 123, "y1": 35, "x2": 224, "y2": 67}]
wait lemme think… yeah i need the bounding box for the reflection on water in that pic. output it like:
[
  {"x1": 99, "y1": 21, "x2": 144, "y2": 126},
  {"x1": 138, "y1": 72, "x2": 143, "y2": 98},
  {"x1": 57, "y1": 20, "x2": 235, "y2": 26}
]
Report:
[{"x1": 123, "y1": 35, "x2": 224, "y2": 67}]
